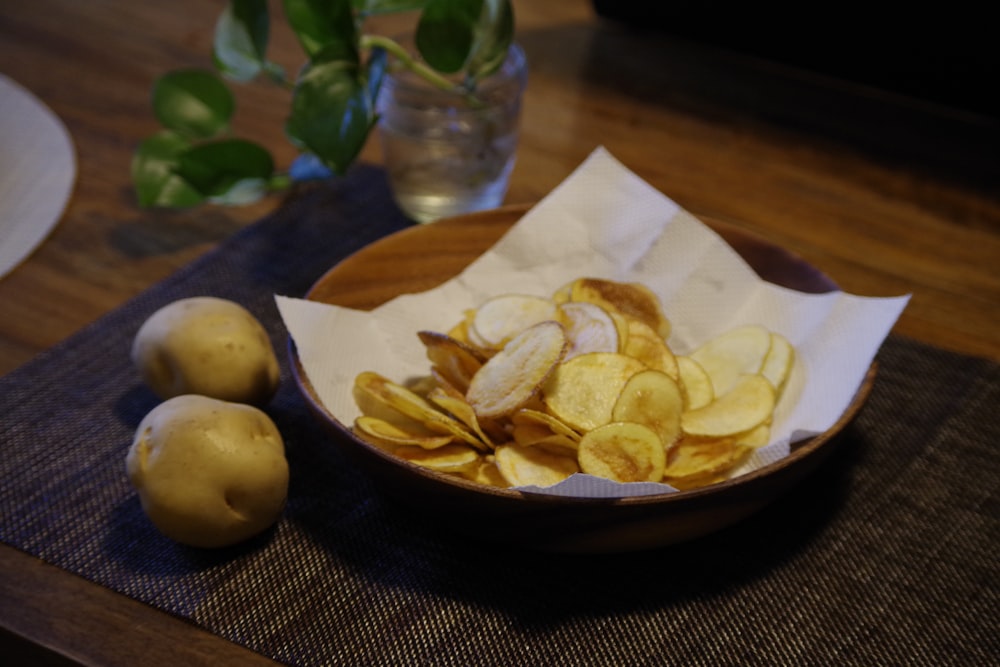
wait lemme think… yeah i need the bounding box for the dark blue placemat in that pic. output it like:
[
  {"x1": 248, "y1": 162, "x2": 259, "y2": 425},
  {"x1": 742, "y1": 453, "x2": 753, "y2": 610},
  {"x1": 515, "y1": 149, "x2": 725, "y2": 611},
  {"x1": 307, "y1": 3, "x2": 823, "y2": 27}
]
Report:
[{"x1": 1, "y1": 165, "x2": 997, "y2": 666}]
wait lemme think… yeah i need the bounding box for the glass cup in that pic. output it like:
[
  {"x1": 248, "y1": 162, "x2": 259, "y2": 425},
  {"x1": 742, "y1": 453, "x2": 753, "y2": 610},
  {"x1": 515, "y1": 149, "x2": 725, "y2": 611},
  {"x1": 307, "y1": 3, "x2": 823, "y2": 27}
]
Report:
[{"x1": 376, "y1": 43, "x2": 528, "y2": 224}]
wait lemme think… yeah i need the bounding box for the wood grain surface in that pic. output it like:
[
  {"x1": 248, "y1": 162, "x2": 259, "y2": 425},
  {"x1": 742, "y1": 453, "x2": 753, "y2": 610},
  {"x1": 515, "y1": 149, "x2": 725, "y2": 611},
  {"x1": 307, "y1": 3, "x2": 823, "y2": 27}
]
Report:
[{"x1": 1, "y1": 0, "x2": 998, "y2": 664}]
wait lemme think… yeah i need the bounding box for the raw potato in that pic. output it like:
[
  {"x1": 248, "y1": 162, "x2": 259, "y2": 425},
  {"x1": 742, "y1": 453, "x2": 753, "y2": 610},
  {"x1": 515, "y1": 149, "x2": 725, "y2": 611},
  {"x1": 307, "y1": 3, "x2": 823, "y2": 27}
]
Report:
[
  {"x1": 131, "y1": 297, "x2": 280, "y2": 405},
  {"x1": 126, "y1": 395, "x2": 289, "y2": 548}
]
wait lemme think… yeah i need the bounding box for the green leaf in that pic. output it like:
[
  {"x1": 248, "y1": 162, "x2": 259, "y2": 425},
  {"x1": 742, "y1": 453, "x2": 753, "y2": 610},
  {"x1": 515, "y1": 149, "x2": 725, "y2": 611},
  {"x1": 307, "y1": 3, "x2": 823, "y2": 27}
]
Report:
[
  {"x1": 463, "y1": 0, "x2": 514, "y2": 81},
  {"x1": 175, "y1": 139, "x2": 275, "y2": 198},
  {"x1": 152, "y1": 70, "x2": 234, "y2": 139},
  {"x1": 415, "y1": 0, "x2": 480, "y2": 74},
  {"x1": 283, "y1": 0, "x2": 359, "y2": 61},
  {"x1": 213, "y1": 0, "x2": 270, "y2": 81},
  {"x1": 131, "y1": 131, "x2": 205, "y2": 207},
  {"x1": 353, "y1": 0, "x2": 427, "y2": 16},
  {"x1": 415, "y1": 0, "x2": 513, "y2": 79},
  {"x1": 284, "y1": 46, "x2": 376, "y2": 175}
]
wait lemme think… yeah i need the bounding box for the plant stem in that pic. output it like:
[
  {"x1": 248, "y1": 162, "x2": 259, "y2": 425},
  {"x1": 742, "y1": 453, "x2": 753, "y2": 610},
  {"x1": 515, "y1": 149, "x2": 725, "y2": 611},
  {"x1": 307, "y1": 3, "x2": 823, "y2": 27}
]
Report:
[{"x1": 360, "y1": 35, "x2": 460, "y2": 93}]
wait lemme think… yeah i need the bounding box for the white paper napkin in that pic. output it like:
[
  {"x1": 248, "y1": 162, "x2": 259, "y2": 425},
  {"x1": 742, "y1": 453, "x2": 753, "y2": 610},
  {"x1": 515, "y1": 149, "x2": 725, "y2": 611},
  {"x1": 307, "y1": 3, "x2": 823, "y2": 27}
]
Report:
[
  {"x1": 277, "y1": 147, "x2": 910, "y2": 497},
  {"x1": 0, "y1": 74, "x2": 77, "y2": 280}
]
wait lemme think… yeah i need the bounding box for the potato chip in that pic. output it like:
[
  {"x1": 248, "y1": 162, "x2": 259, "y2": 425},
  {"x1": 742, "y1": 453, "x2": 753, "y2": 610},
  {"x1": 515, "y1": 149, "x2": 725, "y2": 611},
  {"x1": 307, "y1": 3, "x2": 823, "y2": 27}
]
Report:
[
  {"x1": 494, "y1": 443, "x2": 579, "y2": 487},
  {"x1": 761, "y1": 331, "x2": 795, "y2": 397},
  {"x1": 353, "y1": 371, "x2": 486, "y2": 450},
  {"x1": 418, "y1": 330, "x2": 485, "y2": 394},
  {"x1": 427, "y1": 387, "x2": 495, "y2": 448},
  {"x1": 662, "y1": 437, "x2": 753, "y2": 490},
  {"x1": 577, "y1": 422, "x2": 666, "y2": 483},
  {"x1": 676, "y1": 355, "x2": 714, "y2": 410},
  {"x1": 466, "y1": 320, "x2": 566, "y2": 419},
  {"x1": 689, "y1": 324, "x2": 773, "y2": 395},
  {"x1": 353, "y1": 415, "x2": 455, "y2": 450},
  {"x1": 471, "y1": 293, "x2": 559, "y2": 349},
  {"x1": 736, "y1": 421, "x2": 771, "y2": 448},
  {"x1": 542, "y1": 352, "x2": 646, "y2": 432},
  {"x1": 558, "y1": 301, "x2": 619, "y2": 361},
  {"x1": 611, "y1": 369, "x2": 683, "y2": 451},
  {"x1": 396, "y1": 443, "x2": 481, "y2": 474},
  {"x1": 568, "y1": 277, "x2": 671, "y2": 339},
  {"x1": 510, "y1": 408, "x2": 581, "y2": 441},
  {"x1": 681, "y1": 374, "x2": 776, "y2": 437},
  {"x1": 463, "y1": 458, "x2": 510, "y2": 488},
  {"x1": 622, "y1": 317, "x2": 679, "y2": 379}
]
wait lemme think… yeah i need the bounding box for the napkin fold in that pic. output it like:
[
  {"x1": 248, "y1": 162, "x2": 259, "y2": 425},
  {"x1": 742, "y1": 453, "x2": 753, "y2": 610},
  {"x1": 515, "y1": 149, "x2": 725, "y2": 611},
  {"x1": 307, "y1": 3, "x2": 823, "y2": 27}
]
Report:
[
  {"x1": 277, "y1": 147, "x2": 909, "y2": 497},
  {"x1": 0, "y1": 74, "x2": 77, "y2": 279}
]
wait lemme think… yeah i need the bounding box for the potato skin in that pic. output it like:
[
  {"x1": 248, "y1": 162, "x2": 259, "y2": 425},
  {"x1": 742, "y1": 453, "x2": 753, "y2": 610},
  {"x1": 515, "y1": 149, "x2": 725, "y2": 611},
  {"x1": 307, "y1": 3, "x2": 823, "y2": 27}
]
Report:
[
  {"x1": 131, "y1": 297, "x2": 280, "y2": 405},
  {"x1": 126, "y1": 394, "x2": 289, "y2": 548}
]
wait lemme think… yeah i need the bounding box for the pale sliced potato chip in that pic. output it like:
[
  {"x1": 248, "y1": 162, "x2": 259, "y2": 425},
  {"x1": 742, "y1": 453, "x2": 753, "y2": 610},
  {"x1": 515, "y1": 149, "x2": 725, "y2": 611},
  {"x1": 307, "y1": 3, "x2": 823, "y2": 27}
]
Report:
[
  {"x1": 676, "y1": 355, "x2": 714, "y2": 410},
  {"x1": 568, "y1": 277, "x2": 671, "y2": 339},
  {"x1": 681, "y1": 374, "x2": 776, "y2": 437},
  {"x1": 510, "y1": 408, "x2": 581, "y2": 441},
  {"x1": 512, "y1": 425, "x2": 579, "y2": 453},
  {"x1": 427, "y1": 387, "x2": 495, "y2": 448},
  {"x1": 760, "y1": 331, "x2": 795, "y2": 397},
  {"x1": 558, "y1": 301, "x2": 619, "y2": 361},
  {"x1": 736, "y1": 421, "x2": 772, "y2": 448},
  {"x1": 463, "y1": 458, "x2": 510, "y2": 487},
  {"x1": 353, "y1": 415, "x2": 455, "y2": 450},
  {"x1": 662, "y1": 437, "x2": 753, "y2": 490},
  {"x1": 611, "y1": 369, "x2": 684, "y2": 450},
  {"x1": 396, "y1": 443, "x2": 481, "y2": 474},
  {"x1": 466, "y1": 320, "x2": 566, "y2": 420},
  {"x1": 471, "y1": 293, "x2": 559, "y2": 349},
  {"x1": 688, "y1": 324, "x2": 773, "y2": 395},
  {"x1": 353, "y1": 371, "x2": 486, "y2": 449},
  {"x1": 418, "y1": 330, "x2": 485, "y2": 394},
  {"x1": 542, "y1": 352, "x2": 646, "y2": 432},
  {"x1": 494, "y1": 443, "x2": 579, "y2": 487},
  {"x1": 577, "y1": 422, "x2": 666, "y2": 483},
  {"x1": 622, "y1": 317, "x2": 679, "y2": 379}
]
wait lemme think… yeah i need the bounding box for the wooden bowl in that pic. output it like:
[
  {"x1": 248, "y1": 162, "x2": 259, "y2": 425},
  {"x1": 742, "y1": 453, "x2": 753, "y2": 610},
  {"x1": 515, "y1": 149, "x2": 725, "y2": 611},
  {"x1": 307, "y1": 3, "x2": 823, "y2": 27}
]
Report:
[{"x1": 291, "y1": 204, "x2": 875, "y2": 553}]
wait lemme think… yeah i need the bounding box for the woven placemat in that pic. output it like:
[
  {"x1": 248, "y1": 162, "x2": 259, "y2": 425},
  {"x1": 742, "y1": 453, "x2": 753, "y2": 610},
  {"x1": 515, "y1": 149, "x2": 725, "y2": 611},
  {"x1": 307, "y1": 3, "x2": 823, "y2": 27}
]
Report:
[{"x1": 1, "y1": 166, "x2": 997, "y2": 666}]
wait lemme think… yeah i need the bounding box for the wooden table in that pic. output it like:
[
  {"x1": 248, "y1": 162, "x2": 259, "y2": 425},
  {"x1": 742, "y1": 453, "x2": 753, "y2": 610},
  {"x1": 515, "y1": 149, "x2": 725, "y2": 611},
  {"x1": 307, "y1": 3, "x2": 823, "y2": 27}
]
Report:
[{"x1": 1, "y1": 1, "x2": 997, "y2": 664}]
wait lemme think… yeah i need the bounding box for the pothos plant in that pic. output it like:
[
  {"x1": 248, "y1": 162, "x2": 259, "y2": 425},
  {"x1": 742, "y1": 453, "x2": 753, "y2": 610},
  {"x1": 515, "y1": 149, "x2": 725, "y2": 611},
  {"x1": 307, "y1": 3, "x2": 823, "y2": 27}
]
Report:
[{"x1": 132, "y1": 0, "x2": 515, "y2": 208}]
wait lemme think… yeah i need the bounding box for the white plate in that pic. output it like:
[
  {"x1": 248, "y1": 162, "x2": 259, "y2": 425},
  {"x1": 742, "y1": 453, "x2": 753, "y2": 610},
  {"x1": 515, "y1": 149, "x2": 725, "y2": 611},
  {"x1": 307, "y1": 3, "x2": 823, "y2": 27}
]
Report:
[{"x1": 0, "y1": 73, "x2": 77, "y2": 279}]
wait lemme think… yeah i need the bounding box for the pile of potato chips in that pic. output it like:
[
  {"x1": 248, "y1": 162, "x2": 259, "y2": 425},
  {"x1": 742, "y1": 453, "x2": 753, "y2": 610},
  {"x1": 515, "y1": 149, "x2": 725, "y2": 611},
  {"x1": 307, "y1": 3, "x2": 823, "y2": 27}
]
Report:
[{"x1": 351, "y1": 277, "x2": 795, "y2": 492}]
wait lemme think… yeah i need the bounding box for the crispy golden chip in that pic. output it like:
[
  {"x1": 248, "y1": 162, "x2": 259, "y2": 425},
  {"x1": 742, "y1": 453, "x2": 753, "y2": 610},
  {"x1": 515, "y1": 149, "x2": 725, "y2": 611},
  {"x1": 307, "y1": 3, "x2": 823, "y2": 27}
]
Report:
[
  {"x1": 689, "y1": 324, "x2": 773, "y2": 396},
  {"x1": 463, "y1": 458, "x2": 510, "y2": 488},
  {"x1": 466, "y1": 320, "x2": 566, "y2": 420},
  {"x1": 427, "y1": 387, "x2": 495, "y2": 448},
  {"x1": 353, "y1": 371, "x2": 486, "y2": 449},
  {"x1": 577, "y1": 422, "x2": 666, "y2": 483},
  {"x1": 558, "y1": 300, "x2": 619, "y2": 361},
  {"x1": 736, "y1": 421, "x2": 772, "y2": 448},
  {"x1": 622, "y1": 317, "x2": 679, "y2": 379},
  {"x1": 542, "y1": 352, "x2": 646, "y2": 432},
  {"x1": 471, "y1": 293, "x2": 559, "y2": 349},
  {"x1": 396, "y1": 443, "x2": 481, "y2": 474},
  {"x1": 611, "y1": 369, "x2": 683, "y2": 450},
  {"x1": 494, "y1": 443, "x2": 579, "y2": 487},
  {"x1": 761, "y1": 331, "x2": 795, "y2": 397},
  {"x1": 352, "y1": 372, "x2": 439, "y2": 434},
  {"x1": 568, "y1": 277, "x2": 671, "y2": 339},
  {"x1": 510, "y1": 408, "x2": 581, "y2": 441},
  {"x1": 353, "y1": 416, "x2": 455, "y2": 450},
  {"x1": 676, "y1": 355, "x2": 714, "y2": 410},
  {"x1": 418, "y1": 330, "x2": 485, "y2": 393},
  {"x1": 681, "y1": 374, "x2": 776, "y2": 437},
  {"x1": 662, "y1": 436, "x2": 752, "y2": 488},
  {"x1": 511, "y1": 423, "x2": 578, "y2": 453}
]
